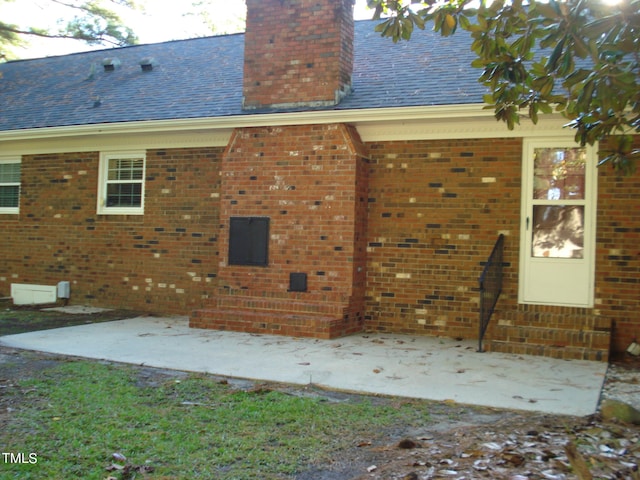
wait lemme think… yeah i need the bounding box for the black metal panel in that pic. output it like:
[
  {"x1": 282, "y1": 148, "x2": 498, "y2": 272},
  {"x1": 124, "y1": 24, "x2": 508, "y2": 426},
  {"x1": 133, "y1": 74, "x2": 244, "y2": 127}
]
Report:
[
  {"x1": 228, "y1": 217, "x2": 269, "y2": 266},
  {"x1": 289, "y1": 272, "x2": 307, "y2": 292}
]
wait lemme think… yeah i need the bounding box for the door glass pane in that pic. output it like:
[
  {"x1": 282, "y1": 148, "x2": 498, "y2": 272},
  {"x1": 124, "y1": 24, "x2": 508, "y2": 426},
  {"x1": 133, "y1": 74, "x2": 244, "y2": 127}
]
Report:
[
  {"x1": 533, "y1": 147, "x2": 586, "y2": 200},
  {"x1": 532, "y1": 205, "x2": 584, "y2": 259}
]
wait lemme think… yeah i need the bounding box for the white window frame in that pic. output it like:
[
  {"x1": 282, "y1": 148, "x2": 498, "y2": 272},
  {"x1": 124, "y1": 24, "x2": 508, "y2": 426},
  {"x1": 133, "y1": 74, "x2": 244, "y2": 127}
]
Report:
[
  {"x1": 97, "y1": 151, "x2": 146, "y2": 215},
  {"x1": 0, "y1": 156, "x2": 22, "y2": 215}
]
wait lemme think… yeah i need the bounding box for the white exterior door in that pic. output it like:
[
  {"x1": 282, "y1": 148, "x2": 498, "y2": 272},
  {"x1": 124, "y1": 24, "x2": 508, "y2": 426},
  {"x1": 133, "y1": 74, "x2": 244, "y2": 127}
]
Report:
[{"x1": 519, "y1": 139, "x2": 597, "y2": 307}]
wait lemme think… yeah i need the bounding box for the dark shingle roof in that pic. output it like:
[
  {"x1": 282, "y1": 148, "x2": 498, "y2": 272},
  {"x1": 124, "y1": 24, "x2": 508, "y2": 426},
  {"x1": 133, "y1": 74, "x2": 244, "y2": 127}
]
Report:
[{"x1": 0, "y1": 20, "x2": 486, "y2": 132}]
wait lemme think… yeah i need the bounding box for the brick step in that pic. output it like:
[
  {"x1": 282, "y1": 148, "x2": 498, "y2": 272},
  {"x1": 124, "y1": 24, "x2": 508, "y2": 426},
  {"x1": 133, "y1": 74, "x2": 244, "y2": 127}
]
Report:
[
  {"x1": 486, "y1": 323, "x2": 611, "y2": 361},
  {"x1": 496, "y1": 311, "x2": 611, "y2": 332},
  {"x1": 211, "y1": 295, "x2": 346, "y2": 317},
  {"x1": 190, "y1": 307, "x2": 348, "y2": 339},
  {"x1": 486, "y1": 339, "x2": 609, "y2": 362}
]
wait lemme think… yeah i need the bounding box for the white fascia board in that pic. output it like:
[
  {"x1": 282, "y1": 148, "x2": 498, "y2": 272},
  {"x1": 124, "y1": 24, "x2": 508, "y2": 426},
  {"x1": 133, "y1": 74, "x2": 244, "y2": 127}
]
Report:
[
  {"x1": 0, "y1": 104, "x2": 577, "y2": 155},
  {"x1": 0, "y1": 105, "x2": 491, "y2": 140}
]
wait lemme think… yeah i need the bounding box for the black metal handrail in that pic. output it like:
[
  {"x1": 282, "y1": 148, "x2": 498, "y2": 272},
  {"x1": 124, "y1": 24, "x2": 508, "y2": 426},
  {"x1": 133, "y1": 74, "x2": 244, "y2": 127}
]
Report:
[{"x1": 478, "y1": 234, "x2": 505, "y2": 352}]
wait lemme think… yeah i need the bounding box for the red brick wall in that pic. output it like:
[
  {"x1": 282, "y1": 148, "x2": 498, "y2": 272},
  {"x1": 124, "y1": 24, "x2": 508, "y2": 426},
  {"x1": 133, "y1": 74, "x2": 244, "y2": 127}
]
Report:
[
  {"x1": 1, "y1": 134, "x2": 638, "y2": 356},
  {"x1": 595, "y1": 137, "x2": 640, "y2": 354},
  {"x1": 365, "y1": 138, "x2": 522, "y2": 338},
  {"x1": 216, "y1": 124, "x2": 367, "y2": 306},
  {"x1": 243, "y1": 0, "x2": 354, "y2": 109},
  {"x1": 364, "y1": 136, "x2": 639, "y2": 357},
  {"x1": 0, "y1": 148, "x2": 223, "y2": 313}
]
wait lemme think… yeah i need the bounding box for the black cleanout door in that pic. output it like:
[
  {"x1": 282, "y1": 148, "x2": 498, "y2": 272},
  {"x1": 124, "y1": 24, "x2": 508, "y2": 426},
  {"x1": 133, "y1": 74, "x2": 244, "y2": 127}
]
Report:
[{"x1": 228, "y1": 217, "x2": 269, "y2": 266}]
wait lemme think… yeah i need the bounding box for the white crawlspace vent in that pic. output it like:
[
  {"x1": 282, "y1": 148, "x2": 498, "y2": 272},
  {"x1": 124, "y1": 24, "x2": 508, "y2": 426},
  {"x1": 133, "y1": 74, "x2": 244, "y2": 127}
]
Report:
[{"x1": 11, "y1": 283, "x2": 57, "y2": 305}]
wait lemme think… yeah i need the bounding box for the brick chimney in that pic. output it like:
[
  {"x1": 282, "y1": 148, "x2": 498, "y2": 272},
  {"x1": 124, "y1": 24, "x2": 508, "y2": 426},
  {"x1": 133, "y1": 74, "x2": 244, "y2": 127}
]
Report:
[{"x1": 243, "y1": 0, "x2": 355, "y2": 110}]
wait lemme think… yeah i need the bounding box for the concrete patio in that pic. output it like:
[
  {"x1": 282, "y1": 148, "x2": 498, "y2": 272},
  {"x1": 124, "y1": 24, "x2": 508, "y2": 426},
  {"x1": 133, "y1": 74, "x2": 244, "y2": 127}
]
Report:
[{"x1": 0, "y1": 315, "x2": 608, "y2": 416}]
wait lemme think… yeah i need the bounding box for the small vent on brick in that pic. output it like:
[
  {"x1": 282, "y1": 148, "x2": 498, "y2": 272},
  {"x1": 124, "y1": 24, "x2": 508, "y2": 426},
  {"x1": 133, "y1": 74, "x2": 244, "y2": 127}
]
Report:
[{"x1": 289, "y1": 273, "x2": 307, "y2": 292}]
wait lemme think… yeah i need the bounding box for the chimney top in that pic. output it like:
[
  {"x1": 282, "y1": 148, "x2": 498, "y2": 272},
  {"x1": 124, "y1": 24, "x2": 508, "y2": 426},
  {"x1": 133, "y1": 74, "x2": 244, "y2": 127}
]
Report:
[{"x1": 242, "y1": 0, "x2": 355, "y2": 111}]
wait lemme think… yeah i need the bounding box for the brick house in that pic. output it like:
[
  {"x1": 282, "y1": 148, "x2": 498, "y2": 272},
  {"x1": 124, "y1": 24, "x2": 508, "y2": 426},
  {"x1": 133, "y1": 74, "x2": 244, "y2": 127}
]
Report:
[{"x1": 1, "y1": 0, "x2": 638, "y2": 361}]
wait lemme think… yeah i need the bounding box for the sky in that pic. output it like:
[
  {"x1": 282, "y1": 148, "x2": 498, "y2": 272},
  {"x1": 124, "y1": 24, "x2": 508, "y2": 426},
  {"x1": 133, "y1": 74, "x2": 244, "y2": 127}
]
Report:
[{"x1": 3, "y1": 0, "x2": 377, "y2": 60}]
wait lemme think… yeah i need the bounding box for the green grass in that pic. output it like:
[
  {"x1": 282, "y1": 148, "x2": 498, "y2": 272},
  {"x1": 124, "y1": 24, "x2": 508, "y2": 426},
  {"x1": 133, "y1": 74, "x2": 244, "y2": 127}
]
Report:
[
  {"x1": 0, "y1": 305, "x2": 134, "y2": 336},
  {"x1": 2, "y1": 360, "x2": 430, "y2": 479}
]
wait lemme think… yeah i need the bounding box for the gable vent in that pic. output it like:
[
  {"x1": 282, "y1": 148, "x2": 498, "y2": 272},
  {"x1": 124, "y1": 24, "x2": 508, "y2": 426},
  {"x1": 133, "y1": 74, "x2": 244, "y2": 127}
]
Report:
[{"x1": 139, "y1": 57, "x2": 157, "y2": 72}]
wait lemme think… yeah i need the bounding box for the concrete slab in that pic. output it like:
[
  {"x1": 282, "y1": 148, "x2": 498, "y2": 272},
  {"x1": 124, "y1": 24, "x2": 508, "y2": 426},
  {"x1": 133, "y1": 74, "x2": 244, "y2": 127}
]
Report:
[
  {"x1": 41, "y1": 305, "x2": 113, "y2": 315},
  {"x1": 0, "y1": 316, "x2": 607, "y2": 416}
]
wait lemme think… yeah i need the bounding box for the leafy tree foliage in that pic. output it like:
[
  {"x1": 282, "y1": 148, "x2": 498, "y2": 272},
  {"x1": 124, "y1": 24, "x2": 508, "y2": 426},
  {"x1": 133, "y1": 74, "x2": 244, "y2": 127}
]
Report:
[
  {"x1": 368, "y1": 0, "x2": 639, "y2": 173},
  {"x1": 1, "y1": 0, "x2": 138, "y2": 60}
]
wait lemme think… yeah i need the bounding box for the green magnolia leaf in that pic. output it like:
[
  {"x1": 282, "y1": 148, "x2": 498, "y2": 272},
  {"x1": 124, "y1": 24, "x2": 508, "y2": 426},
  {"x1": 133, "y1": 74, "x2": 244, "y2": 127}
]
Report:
[
  {"x1": 571, "y1": 36, "x2": 590, "y2": 58},
  {"x1": 458, "y1": 13, "x2": 471, "y2": 31},
  {"x1": 409, "y1": 12, "x2": 426, "y2": 30},
  {"x1": 546, "y1": 36, "x2": 566, "y2": 71},
  {"x1": 539, "y1": 102, "x2": 553, "y2": 114},
  {"x1": 563, "y1": 69, "x2": 591, "y2": 89},
  {"x1": 401, "y1": 17, "x2": 414, "y2": 40},
  {"x1": 557, "y1": 50, "x2": 575, "y2": 77},
  {"x1": 583, "y1": 16, "x2": 618, "y2": 40}
]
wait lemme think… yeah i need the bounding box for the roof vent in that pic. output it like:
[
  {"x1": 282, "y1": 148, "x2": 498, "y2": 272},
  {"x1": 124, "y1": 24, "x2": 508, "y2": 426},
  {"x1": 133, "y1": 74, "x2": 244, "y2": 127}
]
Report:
[
  {"x1": 139, "y1": 57, "x2": 157, "y2": 72},
  {"x1": 102, "y1": 57, "x2": 121, "y2": 72}
]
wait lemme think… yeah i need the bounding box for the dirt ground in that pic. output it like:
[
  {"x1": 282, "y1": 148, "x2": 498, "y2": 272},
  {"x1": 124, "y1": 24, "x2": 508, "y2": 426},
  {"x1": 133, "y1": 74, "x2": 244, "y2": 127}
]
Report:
[{"x1": 1, "y1": 306, "x2": 639, "y2": 479}]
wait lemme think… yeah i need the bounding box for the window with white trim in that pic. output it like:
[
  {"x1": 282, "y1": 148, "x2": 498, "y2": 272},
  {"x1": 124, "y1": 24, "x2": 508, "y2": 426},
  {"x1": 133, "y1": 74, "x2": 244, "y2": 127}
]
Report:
[
  {"x1": 0, "y1": 157, "x2": 21, "y2": 214},
  {"x1": 98, "y1": 151, "x2": 146, "y2": 215}
]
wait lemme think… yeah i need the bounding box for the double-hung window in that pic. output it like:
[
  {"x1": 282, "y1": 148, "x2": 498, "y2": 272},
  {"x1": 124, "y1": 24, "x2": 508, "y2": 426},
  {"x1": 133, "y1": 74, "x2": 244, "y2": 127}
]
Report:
[
  {"x1": 0, "y1": 157, "x2": 21, "y2": 214},
  {"x1": 98, "y1": 151, "x2": 146, "y2": 215}
]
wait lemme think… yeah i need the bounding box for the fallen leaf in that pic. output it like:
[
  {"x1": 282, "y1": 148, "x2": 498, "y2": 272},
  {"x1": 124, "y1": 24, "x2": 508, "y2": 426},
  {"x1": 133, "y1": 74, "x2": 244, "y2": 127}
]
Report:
[
  {"x1": 438, "y1": 469, "x2": 459, "y2": 475},
  {"x1": 482, "y1": 442, "x2": 502, "y2": 451},
  {"x1": 472, "y1": 459, "x2": 489, "y2": 471},
  {"x1": 112, "y1": 452, "x2": 127, "y2": 463},
  {"x1": 502, "y1": 452, "x2": 526, "y2": 466}
]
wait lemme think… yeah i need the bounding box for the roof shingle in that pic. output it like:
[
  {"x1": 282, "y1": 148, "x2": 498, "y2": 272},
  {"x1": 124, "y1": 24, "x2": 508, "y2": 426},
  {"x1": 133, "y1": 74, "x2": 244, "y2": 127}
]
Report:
[{"x1": 0, "y1": 20, "x2": 486, "y2": 132}]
